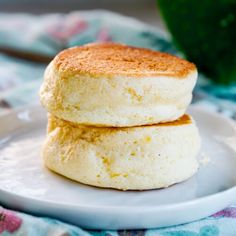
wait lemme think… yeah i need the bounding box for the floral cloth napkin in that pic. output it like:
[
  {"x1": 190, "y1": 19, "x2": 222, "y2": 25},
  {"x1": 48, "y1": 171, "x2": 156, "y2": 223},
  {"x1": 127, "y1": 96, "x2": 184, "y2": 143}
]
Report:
[{"x1": 0, "y1": 10, "x2": 236, "y2": 236}]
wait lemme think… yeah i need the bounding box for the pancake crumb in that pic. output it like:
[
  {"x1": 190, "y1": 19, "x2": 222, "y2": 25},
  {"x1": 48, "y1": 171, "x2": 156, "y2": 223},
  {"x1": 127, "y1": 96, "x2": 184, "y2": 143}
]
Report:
[{"x1": 199, "y1": 152, "x2": 211, "y2": 166}]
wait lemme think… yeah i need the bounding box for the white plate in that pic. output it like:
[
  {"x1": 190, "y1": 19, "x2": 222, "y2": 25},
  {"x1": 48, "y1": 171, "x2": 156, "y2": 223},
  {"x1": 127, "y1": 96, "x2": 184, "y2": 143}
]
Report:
[{"x1": 0, "y1": 105, "x2": 236, "y2": 230}]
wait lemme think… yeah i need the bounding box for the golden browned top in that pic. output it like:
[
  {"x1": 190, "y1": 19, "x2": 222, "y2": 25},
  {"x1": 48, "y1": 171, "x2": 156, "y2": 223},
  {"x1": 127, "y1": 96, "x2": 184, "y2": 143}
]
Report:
[{"x1": 53, "y1": 42, "x2": 196, "y2": 78}]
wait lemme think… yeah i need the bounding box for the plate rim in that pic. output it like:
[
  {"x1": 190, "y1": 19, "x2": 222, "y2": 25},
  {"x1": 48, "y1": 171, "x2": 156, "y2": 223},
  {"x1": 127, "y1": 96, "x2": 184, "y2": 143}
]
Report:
[{"x1": 0, "y1": 181, "x2": 236, "y2": 213}]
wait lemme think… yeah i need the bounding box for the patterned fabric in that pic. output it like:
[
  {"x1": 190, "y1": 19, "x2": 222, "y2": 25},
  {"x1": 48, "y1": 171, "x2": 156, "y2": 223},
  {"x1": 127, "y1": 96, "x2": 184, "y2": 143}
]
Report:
[{"x1": 0, "y1": 10, "x2": 235, "y2": 236}]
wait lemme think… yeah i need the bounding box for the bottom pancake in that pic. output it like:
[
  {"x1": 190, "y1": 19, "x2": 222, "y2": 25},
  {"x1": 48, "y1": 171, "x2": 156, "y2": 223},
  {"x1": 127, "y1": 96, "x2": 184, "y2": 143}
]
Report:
[{"x1": 42, "y1": 115, "x2": 201, "y2": 190}]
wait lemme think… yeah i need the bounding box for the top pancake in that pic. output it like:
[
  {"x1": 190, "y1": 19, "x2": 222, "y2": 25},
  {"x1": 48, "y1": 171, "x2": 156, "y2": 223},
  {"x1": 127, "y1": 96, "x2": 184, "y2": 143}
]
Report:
[
  {"x1": 54, "y1": 42, "x2": 196, "y2": 78},
  {"x1": 41, "y1": 43, "x2": 197, "y2": 127}
]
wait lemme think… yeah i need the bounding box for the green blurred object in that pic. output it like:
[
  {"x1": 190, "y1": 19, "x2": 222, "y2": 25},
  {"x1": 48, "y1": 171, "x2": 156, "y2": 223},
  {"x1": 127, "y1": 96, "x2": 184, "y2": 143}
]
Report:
[{"x1": 157, "y1": 0, "x2": 236, "y2": 84}]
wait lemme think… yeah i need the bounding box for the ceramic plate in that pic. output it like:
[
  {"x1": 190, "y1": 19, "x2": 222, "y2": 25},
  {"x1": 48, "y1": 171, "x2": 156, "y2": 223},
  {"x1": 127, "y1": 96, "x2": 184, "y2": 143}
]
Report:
[{"x1": 0, "y1": 105, "x2": 236, "y2": 230}]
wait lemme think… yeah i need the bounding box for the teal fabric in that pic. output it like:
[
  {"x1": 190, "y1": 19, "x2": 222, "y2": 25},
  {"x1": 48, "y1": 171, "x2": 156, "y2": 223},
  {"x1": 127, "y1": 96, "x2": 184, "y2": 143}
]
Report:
[{"x1": 0, "y1": 10, "x2": 236, "y2": 236}]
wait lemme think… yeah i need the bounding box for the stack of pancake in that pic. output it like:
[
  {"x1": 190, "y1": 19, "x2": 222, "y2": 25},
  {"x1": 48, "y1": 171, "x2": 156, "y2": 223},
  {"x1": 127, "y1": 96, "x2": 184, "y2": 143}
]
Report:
[{"x1": 40, "y1": 43, "x2": 201, "y2": 190}]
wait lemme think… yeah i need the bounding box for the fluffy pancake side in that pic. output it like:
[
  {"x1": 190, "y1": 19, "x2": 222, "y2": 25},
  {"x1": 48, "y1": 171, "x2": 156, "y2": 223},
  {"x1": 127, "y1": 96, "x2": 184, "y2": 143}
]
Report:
[
  {"x1": 43, "y1": 114, "x2": 201, "y2": 190},
  {"x1": 40, "y1": 62, "x2": 197, "y2": 127}
]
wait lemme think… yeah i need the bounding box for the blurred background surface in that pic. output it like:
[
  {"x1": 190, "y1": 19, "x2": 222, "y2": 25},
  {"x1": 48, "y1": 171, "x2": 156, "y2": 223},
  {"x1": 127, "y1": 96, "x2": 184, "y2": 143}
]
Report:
[{"x1": 0, "y1": 0, "x2": 165, "y2": 29}]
